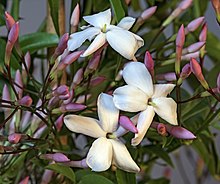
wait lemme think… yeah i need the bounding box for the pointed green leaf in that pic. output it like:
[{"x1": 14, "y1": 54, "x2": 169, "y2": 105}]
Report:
[
  {"x1": 48, "y1": 0, "x2": 60, "y2": 35},
  {"x1": 78, "y1": 174, "x2": 114, "y2": 184},
  {"x1": 11, "y1": 0, "x2": 19, "y2": 21},
  {"x1": 109, "y1": 0, "x2": 125, "y2": 22},
  {"x1": 116, "y1": 169, "x2": 136, "y2": 184}
]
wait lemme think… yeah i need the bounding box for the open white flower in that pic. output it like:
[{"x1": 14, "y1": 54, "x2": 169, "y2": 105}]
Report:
[
  {"x1": 68, "y1": 9, "x2": 144, "y2": 60},
  {"x1": 113, "y1": 62, "x2": 178, "y2": 146},
  {"x1": 64, "y1": 93, "x2": 140, "y2": 173}
]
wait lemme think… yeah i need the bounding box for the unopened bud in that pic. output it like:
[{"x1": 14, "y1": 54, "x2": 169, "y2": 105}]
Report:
[
  {"x1": 180, "y1": 63, "x2": 191, "y2": 80},
  {"x1": 5, "y1": 11, "x2": 15, "y2": 30},
  {"x1": 217, "y1": 73, "x2": 220, "y2": 90},
  {"x1": 63, "y1": 89, "x2": 75, "y2": 104},
  {"x1": 72, "y1": 68, "x2": 84, "y2": 87},
  {"x1": 140, "y1": 6, "x2": 157, "y2": 20},
  {"x1": 178, "y1": 0, "x2": 193, "y2": 10},
  {"x1": 185, "y1": 17, "x2": 205, "y2": 34},
  {"x1": 90, "y1": 76, "x2": 106, "y2": 87},
  {"x1": 54, "y1": 33, "x2": 69, "y2": 57},
  {"x1": 2, "y1": 84, "x2": 10, "y2": 102},
  {"x1": 41, "y1": 170, "x2": 53, "y2": 184},
  {"x1": 156, "y1": 72, "x2": 176, "y2": 82},
  {"x1": 199, "y1": 23, "x2": 207, "y2": 42},
  {"x1": 48, "y1": 96, "x2": 60, "y2": 109},
  {"x1": 190, "y1": 58, "x2": 209, "y2": 89},
  {"x1": 144, "y1": 51, "x2": 154, "y2": 78},
  {"x1": 53, "y1": 85, "x2": 69, "y2": 96},
  {"x1": 14, "y1": 70, "x2": 23, "y2": 98},
  {"x1": 22, "y1": 52, "x2": 31, "y2": 71},
  {"x1": 71, "y1": 3, "x2": 80, "y2": 28},
  {"x1": 181, "y1": 51, "x2": 200, "y2": 61},
  {"x1": 182, "y1": 42, "x2": 205, "y2": 54},
  {"x1": 157, "y1": 123, "x2": 167, "y2": 136},
  {"x1": 19, "y1": 176, "x2": 29, "y2": 184},
  {"x1": 17, "y1": 96, "x2": 33, "y2": 107},
  {"x1": 55, "y1": 114, "x2": 64, "y2": 132},
  {"x1": 166, "y1": 124, "x2": 196, "y2": 139},
  {"x1": 86, "y1": 54, "x2": 101, "y2": 72},
  {"x1": 8, "y1": 133, "x2": 22, "y2": 144},
  {"x1": 119, "y1": 115, "x2": 138, "y2": 133},
  {"x1": 59, "y1": 103, "x2": 86, "y2": 112},
  {"x1": 41, "y1": 153, "x2": 70, "y2": 163}
]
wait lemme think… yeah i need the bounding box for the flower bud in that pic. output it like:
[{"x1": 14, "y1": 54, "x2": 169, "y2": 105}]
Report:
[
  {"x1": 90, "y1": 76, "x2": 106, "y2": 87},
  {"x1": 8, "y1": 133, "x2": 22, "y2": 144},
  {"x1": 17, "y1": 96, "x2": 33, "y2": 107},
  {"x1": 55, "y1": 114, "x2": 64, "y2": 132},
  {"x1": 119, "y1": 115, "x2": 138, "y2": 133},
  {"x1": 2, "y1": 84, "x2": 10, "y2": 102},
  {"x1": 190, "y1": 58, "x2": 209, "y2": 89},
  {"x1": 14, "y1": 70, "x2": 23, "y2": 98},
  {"x1": 217, "y1": 73, "x2": 220, "y2": 90},
  {"x1": 48, "y1": 96, "x2": 60, "y2": 109},
  {"x1": 178, "y1": 0, "x2": 193, "y2": 10},
  {"x1": 157, "y1": 123, "x2": 167, "y2": 136},
  {"x1": 53, "y1": 85, "x2": 69, "y2": 96},
  {"x1": 175, "y1": 24, "x2": 185, "y2": 75},
  {"x1": 59, "y1": 103, "x2": 86, "y2": 112},
  {"x1": 140, "y1": 6, "x2": 157, "y2": 20},
  {"x1": 144, "y1": 51, "x2": 154, "y2": 78},
  {"x1": 63, "y1": 89, "x2": 75, "y2": 104},
  {"x1": 41, "y1": 170, "x2": 53, "y2": 184},
  {"x1": 156, "y1": 72, "x2": 176, "y2": 82},
  {"x1": 5, "y1": 11, "x2": 15, "y2": 30},
  {"x1": 40, "y1": 153, "x2": 70, "y2": 162},
  {"x1": 72, "y1": 68, "x2": 84, "y2": 87},
  {"x1": 199, "y1": 23, "x2": 207, "y2": 42},
  {"x1": 54, "y1": 33, "x2": 69, "y2": 57},
  {"x1": 19, "y1": 176, "x2": 29, "y2": 184},
  {"x1": 22, "y1": 52, "x2": 31, "y2": 71},
  {"x1": 185, "y1": 17, "x2": 205, "y2": 34},
  {"x1": 70, "y1": 3, "x2": 80, "y2": 28},
  {"x1": 182, "y1": 42, "x2": 205, "y2": 54},
  {"x1": 180, "y1": 63, "x2": 191, "y2": 80},
  {"x1": 86, "y1": 54, "x2": 101, "y2": 72},
  {"x1": 166, "y1": 125, "x2": 196, "y2": 139},
  {"x1": 181, "y1": 51, "x2": 200, "y2": 61}
]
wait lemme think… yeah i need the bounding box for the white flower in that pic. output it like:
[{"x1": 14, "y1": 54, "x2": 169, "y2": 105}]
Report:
[
  {"x1": 113, "y1": 62, "x2": 178, "y2": 146},
  {"x1": 68, "y1": 9, "x2": 144, "y2": 60},
  {"x1": 64, "y1": 93, "x2": 140, "y2": 173}
]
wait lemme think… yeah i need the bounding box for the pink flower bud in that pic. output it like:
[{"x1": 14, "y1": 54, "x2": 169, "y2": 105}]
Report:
[
  {"x1": 5, "y1": 11, "x2": 15, "y2": 30},
  {"x1": 62, "y1": 50, "x2": 83, "y2": 65},
  {"x1": 185, "y1": 17, "x2": 205, "y2": 34},
  {"x1": 53, "y1": 85, "x2": 69, "y2": 96},
  {"x1": 86, "y1": 54, "x2": 101, "y2": 72},
  {"x1": 60, "y1": 103, "x2": 86, "y2": 112},
  {"x1": 144, "y1": 51, "x2": 154, "y2": 78},
  {"x1": 190, "y1": 58, "x2": 209, "y2": 89},
  {"x1": 217, "y1": 73, "x2": 220, "y2": 90},
  {"x1": 156, "y1": 72, "x2": 176, "y2": 82},
  {"x1": 22, "y1": 52, "x2": 31, "y2": 71},
  {"x1": 54, "y1": 33, "x2": 69, "y2": 57},
  {"x1": 90, "y1": 76, "x2": 106, "y2": 87},
  {"x1": 157, "y1": 123, "x2": 167, "y2": 136},
  {"x1": 48, "y1": 96, "x2": 60, "y2": 109},
  {"x1": 63, "y1": 89, "x2": 75, "y2": 104},
  {"x1": 199, "y1": 23, "x2": 207, "y2": 42},
  {"x1": 72, "y1": 68, "x2": 84, "y2": 87},
  {"x1": 8, "y1": 133, "x2": 22, "y2": 144},
  {"x1": 19, "y1": 176, "x2": 29, "y2": 184},
  {"x1": 181, "y1": 51, "x2": 200, "y2": 60},
  {"x1": 14, "y1": 70, "x2": 23, "y2": 98},
  {"x1": 183, "y1": 41, "x2": 205, "y2": 54},
  {"x1": 2, "y1": 84, "x2": 10, "y2": 102},
  {"x1": 8, "y1": 22, "x2": 19, "y2": 46},
  {"x1": 41, "y1": 170, "x2": 53, "y2": 184},
  {"x1": 70, "y1": 3, "x2": 80, "y2": 27},
  {"x1": 58, "y1": 93, "x2": 70, "y2": 100},
  {"x1": 180, "y1": 63, "x2": 191, "y2": 80},
  {"x1": 166, "y1": 125, "x2": 196, "y2": 139},
  {"x1": 40, "y1": 153, "x2": 70, "y2": 162},
  {"x1": 178, "y1": 0, "x2": 193, "y2": 10},
  {"x1": 55, "y1": 114, "x2": 64, "y2": 132},
  {"x1": 119, "y1": 115, "x2": 138, "y2": 133},
  {"x1": 18, "y1": 96, "x2": 33, "y2": 107},
  {"x1": 140, "y1": 6, "x2": 157, "y2": 20}
]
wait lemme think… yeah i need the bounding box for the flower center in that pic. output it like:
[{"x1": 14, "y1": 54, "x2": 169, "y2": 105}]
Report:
[
  {"x1": 106, "y1": 132, "x2": 116, "y2": 139},
  {"x1": 101, "y1": 24, "x2": 107, "y2": 33},
  {"x1": 148, "y1": 98, "x2": 156, "y2": 107}
]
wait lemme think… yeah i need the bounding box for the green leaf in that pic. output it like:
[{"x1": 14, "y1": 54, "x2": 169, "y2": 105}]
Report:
[
  {"x1": 78, "y1": 174, "x2": 114, "y2": 184},
  {"x1": 46, "y1": 163, "x2": 75, "y2": 183},
  {"x1": 109, "y1": 0, "x2": 125, "y2": 22},
  {"x1": 19, "y1": 32, "x2": 59, "y2": 53},
  {"x1": 116, "y1": 169, "x2": 136, "y2": 184},
  {"x1": 48, "y1": 0, "x2": 60, "y2": 35},
  {"x1": 0, "y1": 4, "x2": 5, "y2": 26},
  {"x1": 11, "y1": 0, "x2": 19, "y2": 21}
]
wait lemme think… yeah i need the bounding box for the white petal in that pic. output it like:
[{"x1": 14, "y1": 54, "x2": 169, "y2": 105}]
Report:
[
  {"x1": 109, "y1": 139, "x2": 140, "y2": 172},
  {"x1": 152, "y1": 97, "x2": 178, "y2": 125},
  {"x1": 97, "y1": 93, "x2": 119, "y2": 133},
  {"x1": 132, "y1": 33, "x2": 144, "y2": 48},
  {"x1": 83, "y1": 9, "x2": 111, "y2": 28},
  {"x1": 86, "y1": 137, "x2": 112, "y2": 172},
  {"x1": 117, "y1": 17, "x2": 135, "y2": 30},
  {"x1": 64, "y1": 115, "x2": 106, "y2": 138},
  {"x1": 106, "y1": 29, "x2": 139, "y2": 60},
  {"x1": 123, "y1": 62, "x2": 154, "y2": 97},
  {"x1": 131, "y1": 106, "x2": 155, "y2": 146},
  {"x1": 152, "y1": 84, "x2": 175, "y2": 98},
  {"x1": 113, "y1": 85, "x2": 148, "y2": 112},
  {"x1": 81, "y1": 32, "x2": 106, "y2": 57},
  {"x1": 68, "y1": 27, "x2": 100, "y2": 51}
]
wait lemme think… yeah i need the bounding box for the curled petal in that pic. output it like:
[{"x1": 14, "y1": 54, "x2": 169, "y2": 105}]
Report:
[
  {"x1": 123, "y1": 62, "x2": 153, "y2": 96},
  {"x1": 97, "y1": 93, "x2": 119, "y2": 133},
  {"x1": 106, "y1": 29, "x2": 142, "y2": 60},
  {"x1": 117, "y1": 17, "x2": 135, "y2": 30},
  {"x1": 64, "y1": 115, "x2": 106, "y2": 138},
  {"x1": 131, "y1": 33, "x2": 144, "y2": 48},
  {"x1": 152, "y1": 97, "x2": 178, "y2": 125},
  {"x1": 81, "y1": 32, "x2": 106, "y2": 57},
  {"x1": 68, "y1": 27, "x2": 100, "y2": 51},
  {"x1": 86, "y1": 137, "x2": 112, "y2": 172},
  {"x1": 152, "y1": 84, "x2": 175, "y2": 98},
  {"x1": 109, "y1": 139, "x2": 140, "y2": 173},
  {"x1": 113, "y1": 85, "x2": 148, "y2": 112},
  {"x1": 83, "y1": 9, "x2": 111, "y2": 28},
  {"x1": 131, "y1": 106, "x2": 155, "y2": 146}
]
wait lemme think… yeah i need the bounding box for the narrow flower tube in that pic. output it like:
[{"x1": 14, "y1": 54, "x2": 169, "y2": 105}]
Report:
[
  {"x1": 185, "y1": 17, "x2": 205, "y2": 34},
  {"x1": 17, "y1": 96, "x2": 33, "y2": 107},
  {"x1": 63, "y1": 158, "x2": 88, "y2": 168},
  {"x1": 119, "y1": 115, "x2": 138, "y2": 133},
  {"x1": 59, "y1": 103, "x2": 86, "y2": 113},
  {"x1": 70, "y1": 3, "x2": 80, "y2": 32},
  {"x1": 8, "y1": 133, "x2": 22, "y2": 144},
  {"x1": 144, "y1": 51, "x2": 154, "y2": 79},
  {"x1": 190, "y1": 58, "x2": 209, "y2": 89},
  {"x1": 199, "y1": 23, "x2": 207, "y2": 58},
  {"x1": 5, "y1": 11, "x2": 15, "y2": 30},
  {"x1": 40, "y1": 153, "x2": 70, "y2": 162},
  {"x1": 54, "y1": 33, "x2": 69, "y2": 58},
  {"x1": 175, "y1": 24, "x2": 185, "y2": 75}
]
